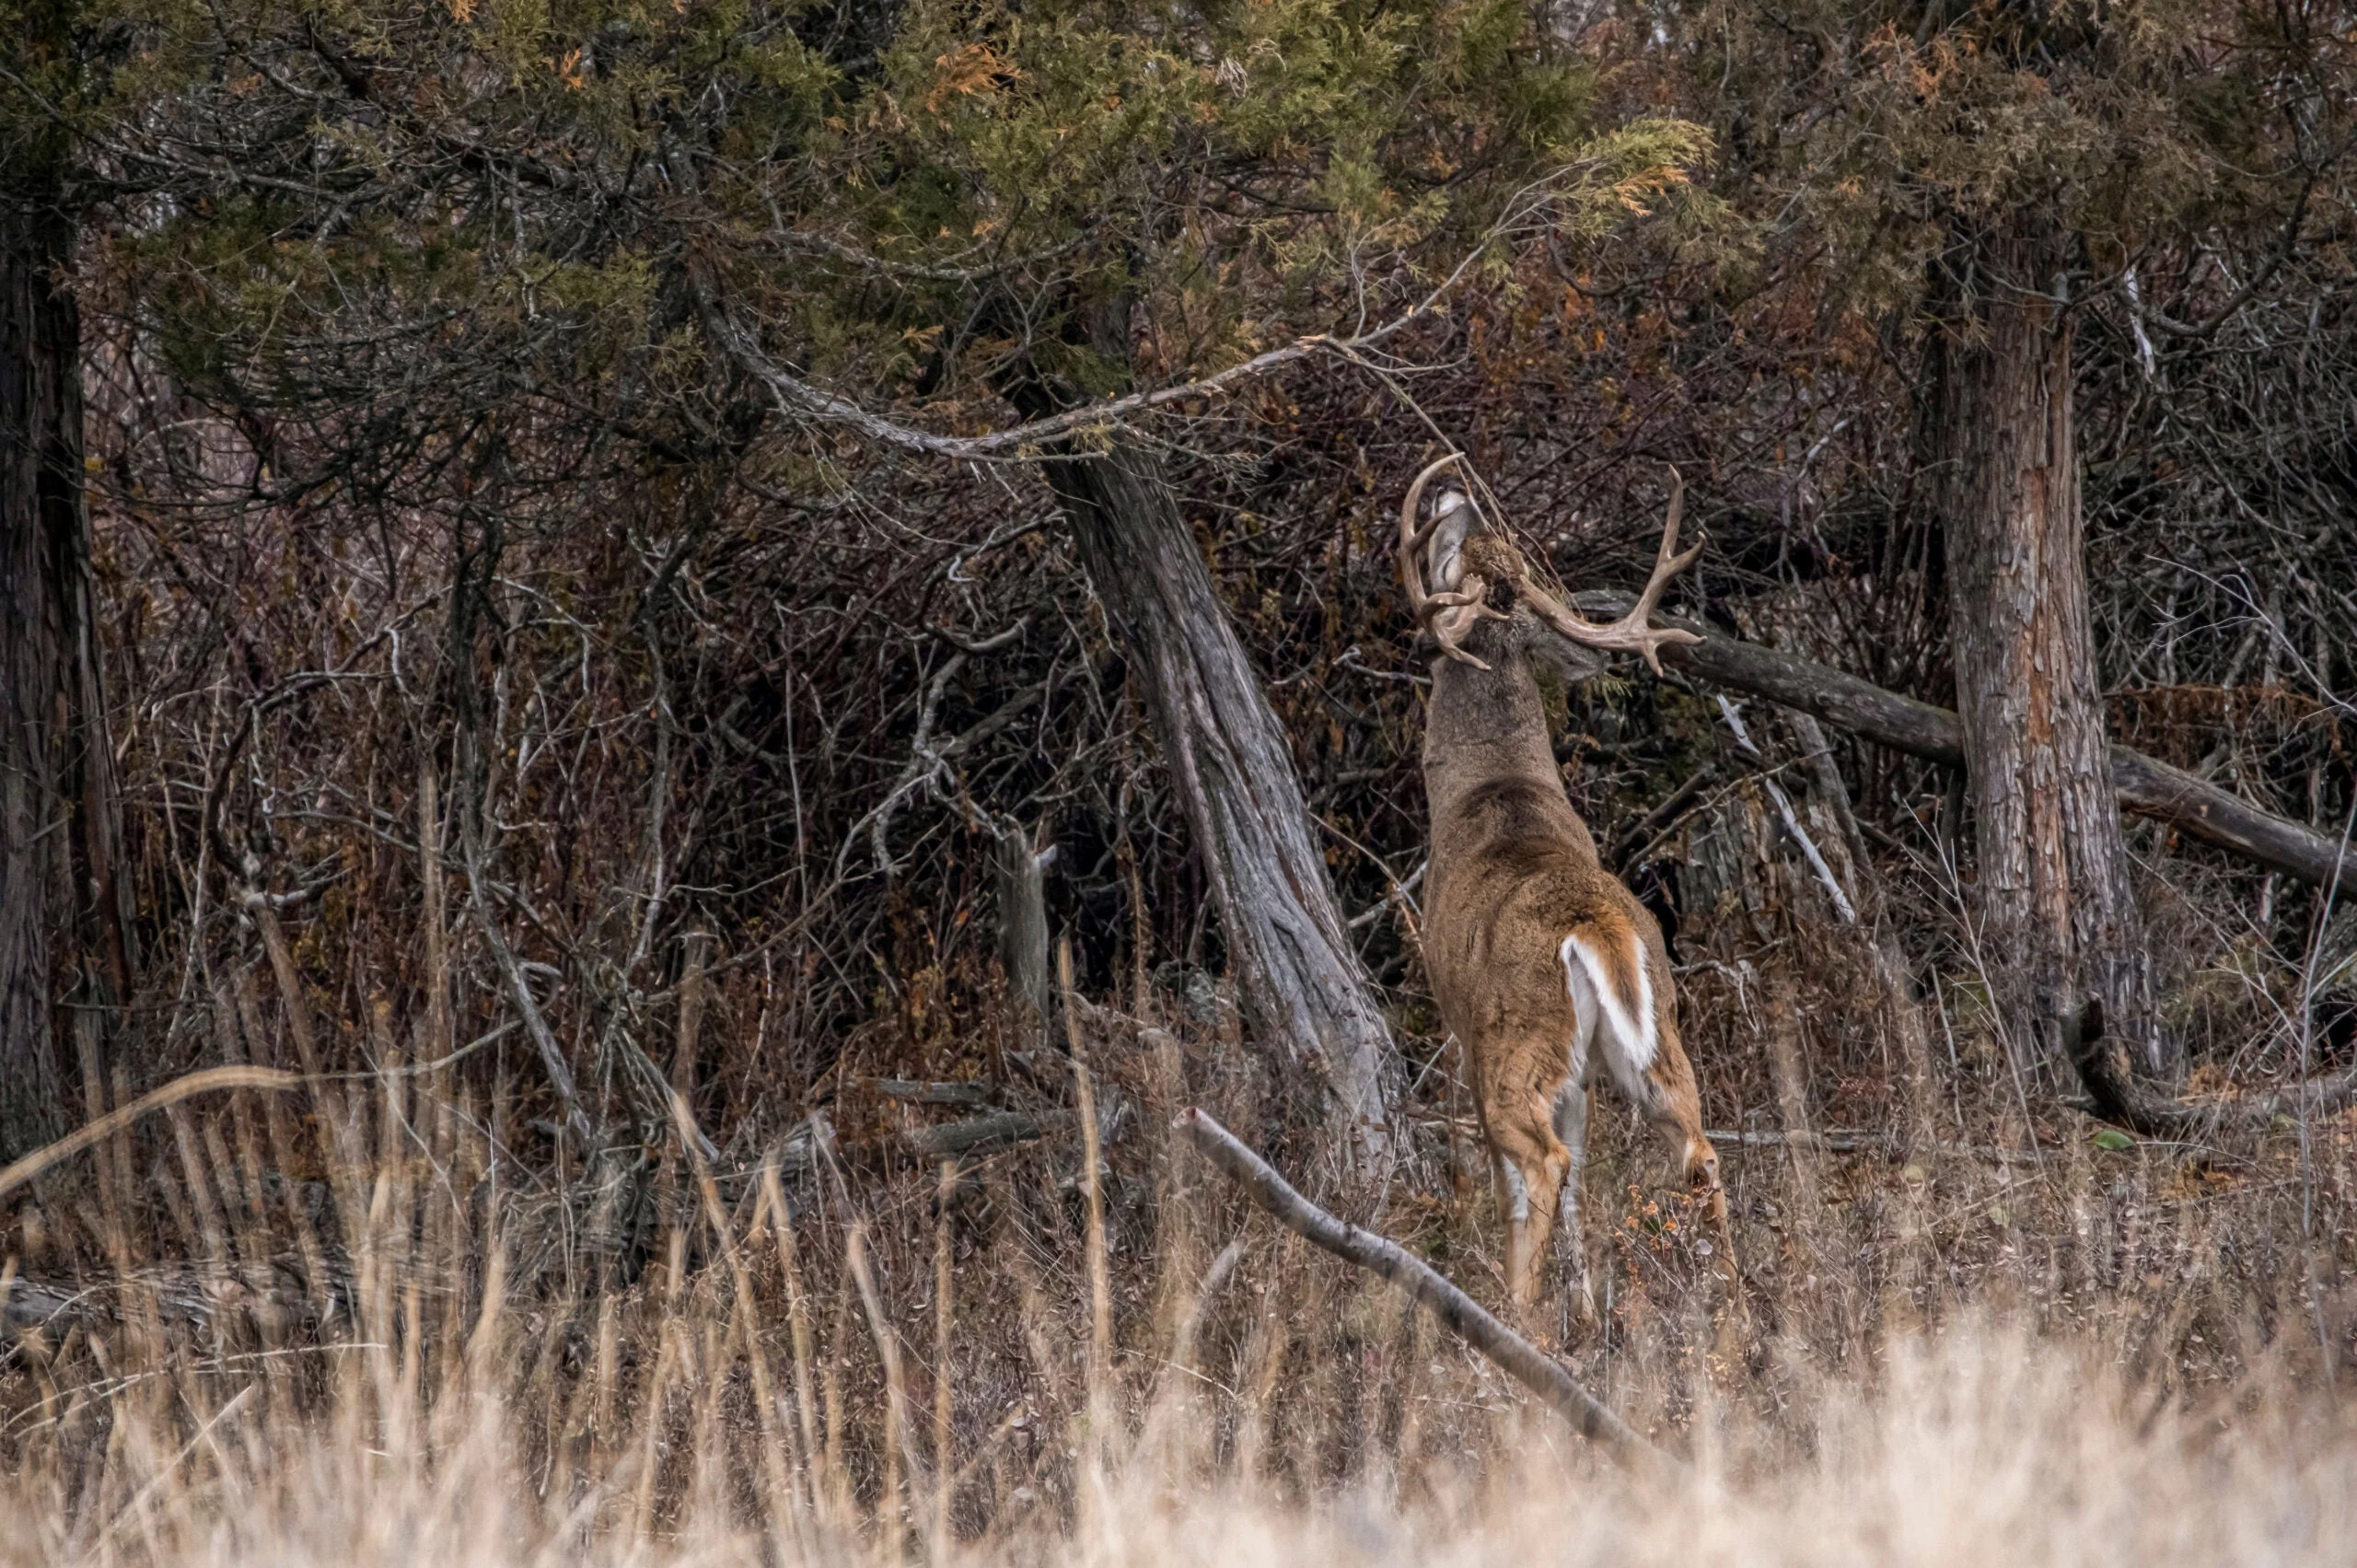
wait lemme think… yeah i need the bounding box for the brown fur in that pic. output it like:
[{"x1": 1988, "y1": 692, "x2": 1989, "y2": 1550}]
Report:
[{"x1": 1414, "y1": 510, "x2": 1721, "y2": 1317}]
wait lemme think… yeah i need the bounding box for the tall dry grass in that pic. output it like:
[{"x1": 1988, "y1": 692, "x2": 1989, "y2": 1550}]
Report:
[
  {"x1": 3, "y1": 1319, "x2": 2351, "y2": 1567},
  {"x1": 4, "y1": 964, "x2": 2352, "y2": 1568}
]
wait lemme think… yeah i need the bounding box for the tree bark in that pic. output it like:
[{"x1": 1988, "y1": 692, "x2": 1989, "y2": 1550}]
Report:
[
  {"x1": 3, "y1": 157, "x2": 129, "y2": 1158},
  {"x1": 1036, "y1": 437, "x2": 1396, "y2": 1169},
  {"x1": 1924, "y1": 215, "x2": 2172, "y2": 1084}
]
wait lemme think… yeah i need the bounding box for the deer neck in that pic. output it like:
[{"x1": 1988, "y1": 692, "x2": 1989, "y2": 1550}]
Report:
[{"x1": 1422, "y1": 647, "x2": 1569, "y2": 822}]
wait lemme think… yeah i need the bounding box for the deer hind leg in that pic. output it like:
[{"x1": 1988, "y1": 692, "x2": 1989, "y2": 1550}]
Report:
[
  {"x1": 1564, "y1": 919, "x2": 1745, "y2": 1311},
  {"x1": 1550, "y1": 1073, "x2": 1596, "y2": 1330},
  {"x1": 1479, "y1": 1059, "x2": 1569, "y2": 1311},
  {"x1": 1634, "y1": 1033, "x2": 1718, "y2": 1192}
]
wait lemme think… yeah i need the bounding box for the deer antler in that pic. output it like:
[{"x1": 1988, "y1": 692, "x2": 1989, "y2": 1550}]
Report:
[
  {"x1": 1523, "y1": 468, "x2": 1704, "y2": 675},
  {"x1": 1398, "y1": 454, "x2": 1501, "y2": 670}
]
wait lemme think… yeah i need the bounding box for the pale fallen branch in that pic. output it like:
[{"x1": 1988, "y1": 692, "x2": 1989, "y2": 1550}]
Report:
[{"x1": 1171, "y1": 1107, "x2": 1674, "y2": 1469}]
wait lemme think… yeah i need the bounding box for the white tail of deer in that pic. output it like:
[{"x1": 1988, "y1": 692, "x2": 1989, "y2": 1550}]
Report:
[{"x1": 1400, "y1": 455, "x2": 1736, "y2": 1324}]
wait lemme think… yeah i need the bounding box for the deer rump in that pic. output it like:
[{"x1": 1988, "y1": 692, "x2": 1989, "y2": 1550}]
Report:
[{"x1": 1431, "y1": 850, "x2": 1675, "y2": 1138}]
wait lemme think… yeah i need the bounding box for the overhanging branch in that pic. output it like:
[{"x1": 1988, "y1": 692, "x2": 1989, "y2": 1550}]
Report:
[
  {"x1": 694, "y1": 163, "x2": 1599, "y2": 464},
  {"x1": 1571, "y1": 591, "x2": 2357, "y2": 891}
]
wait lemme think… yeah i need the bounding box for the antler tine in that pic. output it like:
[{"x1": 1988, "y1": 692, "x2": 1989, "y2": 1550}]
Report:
[
  {"x1": 1627, "y1": 467, "x2": 1704, "y2": 625},
  {"x1": 1523, "y1": 467, "x2": 1705, "y2": 676}
]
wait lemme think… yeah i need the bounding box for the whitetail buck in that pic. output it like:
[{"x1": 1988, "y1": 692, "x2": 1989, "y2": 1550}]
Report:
[{"x1": 1400, "y1": 454, "x2": 1729, "y2": 1318}]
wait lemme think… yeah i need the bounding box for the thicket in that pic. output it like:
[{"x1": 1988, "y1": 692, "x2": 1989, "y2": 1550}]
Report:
[{"x1": 2, "y1": 0, "x2": 2356, "y2": 1558}]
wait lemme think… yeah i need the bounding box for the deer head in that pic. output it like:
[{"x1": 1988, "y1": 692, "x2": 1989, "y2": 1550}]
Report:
[{"x1": 1398, "y1": 454, "x2": 1704, "y2": 679}]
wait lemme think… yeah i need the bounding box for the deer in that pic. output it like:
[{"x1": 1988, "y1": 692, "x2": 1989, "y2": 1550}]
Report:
[{"x1": 1399, "y1": 453, "x2": 1733, "y2": 1323}]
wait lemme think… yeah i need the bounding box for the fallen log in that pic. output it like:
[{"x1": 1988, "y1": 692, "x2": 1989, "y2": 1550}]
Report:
[
  {"x1": 2, "y1": 1265, "x2": 333, "y2": 1337},
  {"x1": 1172, "y1": 1107, "x2": 1673, "y2": 1470},
  {"x1": 1573, "y1": 590, "x2": 2357, "y2": 890},
  {"x1": 1704, "y1": 1128, "x2": 2043, "y2": 1166},
  {"x1": 867, "y1": 1078, "x2": 998, "y2": 1108},
  {"x1": 904, "y1": 1108, "x2": 1074, "y2": 1160}
]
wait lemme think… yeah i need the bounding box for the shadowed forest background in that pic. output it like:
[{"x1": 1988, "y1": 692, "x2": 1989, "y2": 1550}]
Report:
[{"x1": 3, "y1": 0, "x2": 2356, "y2": 1561}]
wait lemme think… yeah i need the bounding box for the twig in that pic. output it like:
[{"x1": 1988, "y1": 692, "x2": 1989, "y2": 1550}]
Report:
[
  {"x1": 1608, "y1": 764, "x2": 1717, "y2": 871},
  {"x1": 460, "y1": 816, "x2": 596, "y2": 1147},
  {"x1": 1719, "y1": 697, "x2": 1856, "y2": 923},
  {"x1": 1171, "y1": 1108, "x2": 1674, "y2": 1470}
]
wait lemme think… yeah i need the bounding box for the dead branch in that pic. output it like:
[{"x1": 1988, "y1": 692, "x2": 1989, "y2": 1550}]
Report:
[
  {"x1": 459, "y1": 816, "x2": 597, "y2": 1147},
  {"x1": 1573, "y1": 590, "x2": 2357, "y2": 889},
  {"x1": 1704, "y1": 1129, "x2": 2044, "y2": 1166},
  {"x1": 903, "y1": 1109, "x2": 1076, "y2": 1161},
  {"x1": 1171, "y1": 1107, "x2": 1674, "y2": 1469},
  {"x1": 869, "y1": 1079, "x2": 998, "y2": 1108}
]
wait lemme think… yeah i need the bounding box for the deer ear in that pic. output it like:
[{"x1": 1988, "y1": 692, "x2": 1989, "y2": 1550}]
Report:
[{"x1": 1426, "y1": 489, "x2": 1478, "y2": 591}]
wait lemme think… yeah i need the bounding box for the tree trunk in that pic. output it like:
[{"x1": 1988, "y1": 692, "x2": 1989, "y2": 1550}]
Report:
[
  {"x1": 2, "y1": 193, "x2": 75, "y2": 1152},
  {"x1": 1925, "y1": 215, "x2": 2173, "y2": 1084},
  {"x1": 1036, "y1": 437, "x2": 1396, "y2": 1169},
  {"x1": 2, "y1": 87, "x2": 130, "y2": 1156}
]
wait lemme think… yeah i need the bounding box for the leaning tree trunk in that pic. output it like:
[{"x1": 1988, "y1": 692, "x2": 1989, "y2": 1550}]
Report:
[
  {"x1": 1035, "y1": 436, "x2": 1396, "y2": 1170},
  {"x1": 1925, "y1": 215, "x2": 2174, "y2": 1085},
  {"x1": 3, "y1": 166, "x2": 131, "y2": 1157}
]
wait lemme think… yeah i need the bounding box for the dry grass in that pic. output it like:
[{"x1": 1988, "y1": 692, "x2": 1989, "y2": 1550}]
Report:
[
  {"x1": 4, "y1": 975, "x2": 2353, "y2": 1568},
  {"x1": 0, "y1": 1280, "x2": 2350, "y2": 1567}
]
